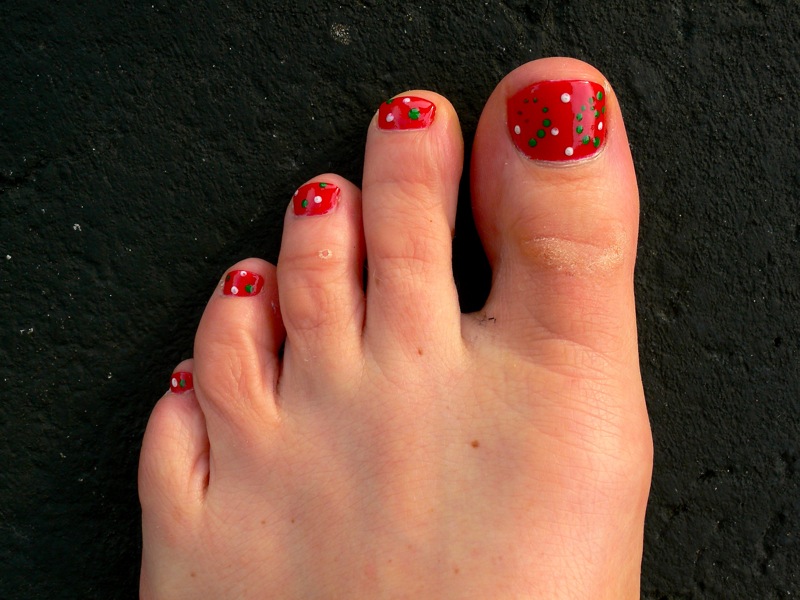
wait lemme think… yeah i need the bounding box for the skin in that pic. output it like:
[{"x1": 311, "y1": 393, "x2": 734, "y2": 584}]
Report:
[{"x1": 139, "y1": 57, "x2": 652, "y2": 599}]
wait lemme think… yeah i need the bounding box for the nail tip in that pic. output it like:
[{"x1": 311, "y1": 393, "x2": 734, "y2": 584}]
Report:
[
  {"x1": 222, "y1": 270, "x2": 265, "y2": 295},
  {"x1": 292, "y1": 181, "x2": 340, "y2": 216},
  {"x1": 378, "y1": 95, "x2": 436, "y2": 130},
  {"x1": 170, "y1": 371, "x2": 194, "y2": 394}
]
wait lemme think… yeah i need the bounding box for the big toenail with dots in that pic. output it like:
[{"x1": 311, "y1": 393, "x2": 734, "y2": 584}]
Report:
[{"x1": 507, "y1": 80, "x2": 607, "y2": 161}]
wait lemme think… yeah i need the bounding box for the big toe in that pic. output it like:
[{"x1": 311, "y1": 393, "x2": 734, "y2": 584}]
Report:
[{"x1": 470, "y1": 58, "x2": 640, "y2": 366}]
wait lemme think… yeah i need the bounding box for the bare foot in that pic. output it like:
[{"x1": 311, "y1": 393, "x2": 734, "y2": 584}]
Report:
[{"x1": 139, "y1": 58, "x2": 652, "y2": 599}]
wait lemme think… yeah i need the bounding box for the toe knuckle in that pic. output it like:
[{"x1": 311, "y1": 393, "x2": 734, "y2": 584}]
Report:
[{"x1": 280, "y1": 271, "x2": 353, "y2": 334}]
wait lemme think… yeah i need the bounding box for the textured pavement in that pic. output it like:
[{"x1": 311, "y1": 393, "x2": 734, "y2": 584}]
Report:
[{"x1": 2, "y1": 1, "x2": 798, "y2": 597}]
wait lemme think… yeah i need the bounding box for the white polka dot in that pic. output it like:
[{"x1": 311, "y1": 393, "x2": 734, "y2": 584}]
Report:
[
  {"x1": 514, "y1": 125, "x2": 521, "y2": 135},
  {"x1": 551, "y1": 127, "x2": 559, "y2": 136},
  {"x1": 598, "y1": 121, "x2": 603, "y2": 131},
  {"x1": 171, "y1": 378, "x2": 178, "y2": 388},
  {"x1": 561, "y1": 93, "x2": 571, "y2": 103},
  {"x1": 240, "y1": 270, "x2": 246, "y2": 276},
  {"x1": 385, "y1": 113, "x2": 394, "y2": 123},
  {"x1": 231, "y1": 286, "x2": 239, "y2": 295},
  {"x1": 402, "y1": 97, "x2": 411, "y2": 104},
  {"x1": 314, "y1": 195, "x2": 322, "y2": 204},
  {"x1": 565, "y1": 147, "x2": 574, "y2": 156}
]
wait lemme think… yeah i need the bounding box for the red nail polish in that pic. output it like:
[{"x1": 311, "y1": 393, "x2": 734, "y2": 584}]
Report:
[
  {"x1": 292, "y1": 181, "x2": 340, "y2": 216},
  {"x1": 507, "y1": 80, "x2": 607, "y2": 161},
  {"x1": 378, "y1": 96, "x2": 435, "y2": 130},
  {"x1": 222, "y1": 270, "x2": 264, "y2": 296},
  {"x1": 170, "y1": 371, "x2": 193, "y2": 394}
]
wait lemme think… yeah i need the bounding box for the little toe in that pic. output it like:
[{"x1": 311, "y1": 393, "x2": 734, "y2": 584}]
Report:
[
  {"x1": 471, "y1": 58, "x2": 639, "y2": 362},
  {"x1": 139, "y1": 360, "x2": 211, "y2": 597},
  {"x1": 362, "y1": 92, "x2": 464, "y2": 354},
  {"x1": 277, "y1": 175, "x2": 365, "y2": 376},
  {"x1": 194, "y1": 259, "x2": 284, "y2": 441},
  {"x1": 139, "y1": 359, "x2": 209, "y2": 518}
]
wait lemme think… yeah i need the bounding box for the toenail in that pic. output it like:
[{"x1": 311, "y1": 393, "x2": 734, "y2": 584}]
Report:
[
  {"x1": 507, "y1": 80, "x2": 607, "y2": 162},
  {"x1": 293, "y1": 181, "x2": 340, "y2": 216},
  {"x1": 222, "y1": 270, "x2": 264, "y2": 296},
  {"x1": 378, "y1": 96, "x2": 435, "y2": 130},
  {"x1": 169, "y1": 371, "x2": 193, "y2": 394}
]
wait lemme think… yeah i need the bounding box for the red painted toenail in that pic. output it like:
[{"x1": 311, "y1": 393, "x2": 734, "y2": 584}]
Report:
[
  {"x1": 378, "y1": 96, "x2": 435, "y2": 130},
  {"x1": 222, "y1": 270, "x2": 264, "y2": 296},
  {"x1": 292, "y1": 181, "x2": 340, "y2": 216},
  {"x1": 170, "y1": 371, "x2": 193, "y2": 394},
  {"x1": 507, "y1": 80, "x2": 607, "y2": 161}
]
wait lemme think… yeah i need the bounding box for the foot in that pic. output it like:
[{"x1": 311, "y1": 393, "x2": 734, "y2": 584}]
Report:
[{"x1": 139, "y1": 58, "x2": 652, "y2": 599}]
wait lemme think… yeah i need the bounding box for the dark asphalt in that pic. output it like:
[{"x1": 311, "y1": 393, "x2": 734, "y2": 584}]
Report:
[{"x1": 1, "y1": 1, "x2": 798, "y2": 597}]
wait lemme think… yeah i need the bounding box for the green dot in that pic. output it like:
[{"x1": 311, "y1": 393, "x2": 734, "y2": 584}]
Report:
[
  {"x1": 533, "y1": 97, "x2": 538, "y2": 102},
  {"x1": 543, "y1": 118, "x2": 551, "y2": 127},
  {"x1": 594, "y1": 110, "x2": 600, "y2": 118},
  {"x1": 319, "y1": 182, "x2": 327, "y2": 188},
  {"x1": 225, "y1": 274, "x2": 231, "y2": 281},
  {"x1": 409, "y1": 107, "x2": 420, "y2": 120},
  {"x1": 576, "y1": 125, "x2": 584, "y2": 134},
  {"x1": 537, "y1": 129, "x2": 546, "y2": 138},
  {"x1": 301, "y1": 199, "x2": 308, "y2": 208},
  {"x1": 590, "y1": 96, "x2": 595, "y2": 103},
  {"x1": 576, "y1": 113, "x2": 583, "y2": 121},
  {"x1": 542, "y1": 107, "x2": 549, "y2": 113},
  {"x1": 528, "y1": 138, "x2": 537, "y2": 147},
  {"x1": 581, "y1": 105, "x2": 586, "y2": 111},
  {"x1": 602, "y1": 106, "x2": 606, "y2": 113},
  {"x1": 597, "y1": 91, "x2": 603, "y2": 100},
  {"x1": 385, "y1": 99, "x2": 393, "y2": 105},
  {"x1": 582, "y1": 135, "x2": 590, "y2": 144},
  {"x1": 179, "y1": 378, "x2": 186, "y2": 388},
  {"x1": 593, "y1": 137, "x2": 601, "y2": 148},
  {"x1": 245, "y1": 284, "x2": 253, "y2": 293}
]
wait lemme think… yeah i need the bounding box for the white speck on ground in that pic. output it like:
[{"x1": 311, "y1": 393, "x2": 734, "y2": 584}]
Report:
[
  {"x1": 330, "y1": 23, "x2": 351, "y2": 45},
  {"x1": 73, "y1": 224, "x2": 81, "y2": 231}
]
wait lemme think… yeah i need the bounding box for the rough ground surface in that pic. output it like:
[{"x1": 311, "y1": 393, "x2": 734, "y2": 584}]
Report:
[{"x1": 1, "y1": 1, "x2": 798, "y2": 598}]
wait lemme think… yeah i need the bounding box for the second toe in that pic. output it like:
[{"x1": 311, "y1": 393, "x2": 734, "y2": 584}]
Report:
[{"x1": 361, "y1": 91, "x2": 465, "y2": 359}]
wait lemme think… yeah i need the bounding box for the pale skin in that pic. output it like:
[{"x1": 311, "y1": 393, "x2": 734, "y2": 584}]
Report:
[{"x1": 139, "y1": 58, "x2": 653, "y2": 599}]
